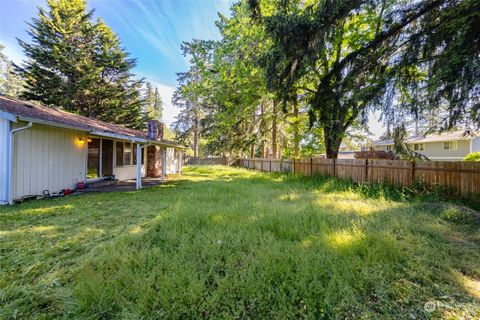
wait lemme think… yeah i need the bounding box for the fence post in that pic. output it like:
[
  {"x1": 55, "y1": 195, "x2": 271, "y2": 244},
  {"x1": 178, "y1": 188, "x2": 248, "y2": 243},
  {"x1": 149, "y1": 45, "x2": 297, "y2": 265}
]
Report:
[
  {"x1": 411, "y1": 161, "x2": 415, "y2": 186},
  {"x1": 293, "y1": 158, "x2": 296, "y2": 173},
  {"x1": 333, "y1": 158, "x2": 336, "y2": 177},
  {"x1": 365, "y1": 159, "x2": 368, "y2": 183},
  {"x1": 280, "y1": 159, "x2": 283, "y2": 172},
  {"x1": 269, "y1": 159, "x2": 272, "y2": 172},
  {"x1": 310, "y1": 157, "x2": 313, "y2": 176},
  {"x1": 261, "y1": 158, "x2": 263, "y2": 171}
]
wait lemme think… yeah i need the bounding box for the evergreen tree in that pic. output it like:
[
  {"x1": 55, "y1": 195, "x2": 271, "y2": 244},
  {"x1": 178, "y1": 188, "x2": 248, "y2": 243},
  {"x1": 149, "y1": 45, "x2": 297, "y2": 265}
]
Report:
[
  {"x1": 142, "y1": 82, "x2": 163, "y2": 121},
  {"x1": 144, "y1": 82, "x2": 154, "y2": 116},
  {"x1": 0, "y1": 44, "x2": 24, "y2": 97},
  {"x1": 16, "y1": 0, "x2": 145, "y2": 129},
  {"x1": 153, "y1": 87, "x2": 163, "y2": 121}
]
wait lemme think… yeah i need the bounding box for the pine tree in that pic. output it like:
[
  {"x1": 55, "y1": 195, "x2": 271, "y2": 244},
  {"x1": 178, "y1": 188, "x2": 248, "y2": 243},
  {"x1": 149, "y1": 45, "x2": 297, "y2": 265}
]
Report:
[
  {"x1": 153, "y1": 87, "x2": 163, "y2": 121},
  {"x1": 0, "y1": 44, "x2": 24, "y2": 97},
  {"x1": 16, "y1": 0, "x2": 145, "y2": 129},
  {"x1": 143, "y1": 82, "x2": 163, "y2": 121}
]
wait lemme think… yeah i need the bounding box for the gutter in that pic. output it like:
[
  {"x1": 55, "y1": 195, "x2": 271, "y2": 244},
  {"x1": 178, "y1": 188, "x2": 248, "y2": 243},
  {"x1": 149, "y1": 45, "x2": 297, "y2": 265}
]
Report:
[{"x1": 7, "y1": 121, "x2": 33, "y2": 205}]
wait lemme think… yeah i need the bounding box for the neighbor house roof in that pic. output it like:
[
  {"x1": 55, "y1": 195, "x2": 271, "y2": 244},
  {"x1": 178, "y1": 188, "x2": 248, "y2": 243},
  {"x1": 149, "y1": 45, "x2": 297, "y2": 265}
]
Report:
[
  {"x1": 373, "y1": 130, "x2": 479, "y2": 146},
  {"x1": 0, "y1": 95, "x2": 184, "y2": 148}
]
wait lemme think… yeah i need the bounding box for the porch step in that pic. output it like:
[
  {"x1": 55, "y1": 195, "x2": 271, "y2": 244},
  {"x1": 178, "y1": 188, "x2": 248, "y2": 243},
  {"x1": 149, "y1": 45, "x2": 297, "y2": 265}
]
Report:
[{"x1": 86, "y1": 179, "x2": 119, "y2": 189}]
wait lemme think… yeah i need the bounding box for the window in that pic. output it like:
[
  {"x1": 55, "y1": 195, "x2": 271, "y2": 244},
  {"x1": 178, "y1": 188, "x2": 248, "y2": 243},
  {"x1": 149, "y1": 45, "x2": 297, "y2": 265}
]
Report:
[
  {"x1": 443, "y1": 141, "x2": 457, "y2": 150},
  {"x1": 123, "y1": 142, "x2": 132, "y2": 165},
  {"x1": 116, "y1": 142, "x2": 133, "y2": 166},
  {"x1": 132, "y1": 144, "x2": 145, "y2": 165},
  {"x1": 413, "y1": 143, "x2": 425, "y2": 151},
  {"x1": 386, "y1": 145, "x2": 392, "y2": 151},
  {"x1": 116, "y1": 142, "x2": 124, "y2": 166}
]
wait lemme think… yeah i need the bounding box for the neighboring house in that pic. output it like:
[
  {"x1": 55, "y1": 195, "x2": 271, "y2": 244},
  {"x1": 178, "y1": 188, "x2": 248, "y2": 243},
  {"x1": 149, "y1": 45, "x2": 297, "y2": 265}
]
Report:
[
  {"x1": 371, "y1": 130, "x2": 480, "y2": 161},
  {"x1": 0, "y1": 96, "x2": 184, "y2": 205}
]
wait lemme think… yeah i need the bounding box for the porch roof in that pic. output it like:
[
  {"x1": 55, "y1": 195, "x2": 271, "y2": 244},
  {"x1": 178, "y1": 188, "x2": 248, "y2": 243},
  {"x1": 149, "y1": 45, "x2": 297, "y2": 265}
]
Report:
[{"x1": 0, "y1": 95, "x2": 185, "y2": 149}]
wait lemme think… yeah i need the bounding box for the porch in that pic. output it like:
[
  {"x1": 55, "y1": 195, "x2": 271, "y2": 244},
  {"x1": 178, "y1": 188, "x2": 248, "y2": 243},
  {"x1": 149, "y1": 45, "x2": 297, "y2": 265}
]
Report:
[{"x1": 78, "y1": 177, "x2": 168, "y2": 193}]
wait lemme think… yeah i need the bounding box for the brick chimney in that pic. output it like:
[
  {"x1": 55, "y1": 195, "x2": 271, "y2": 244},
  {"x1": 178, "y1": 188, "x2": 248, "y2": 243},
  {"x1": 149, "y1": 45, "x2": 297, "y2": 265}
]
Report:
[{"x1": 147, "y1": 120, "x2": 164, "y2": 141}]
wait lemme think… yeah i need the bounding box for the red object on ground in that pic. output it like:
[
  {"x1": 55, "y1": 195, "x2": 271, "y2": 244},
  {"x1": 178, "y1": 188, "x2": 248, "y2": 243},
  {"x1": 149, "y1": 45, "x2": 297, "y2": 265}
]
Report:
[
  {"x1": 76, "y1": 182, "x2": 85, "y2": 189},
  {"x1": 63, "y1": 189, "x2": 73, "y2": 195}
]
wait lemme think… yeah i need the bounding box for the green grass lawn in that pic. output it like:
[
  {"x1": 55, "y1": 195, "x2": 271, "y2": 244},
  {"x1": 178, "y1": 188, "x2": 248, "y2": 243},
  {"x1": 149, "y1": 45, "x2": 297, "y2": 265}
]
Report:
[{"x1": 1, "y1": 166, "x2": 479, "y2": 319}]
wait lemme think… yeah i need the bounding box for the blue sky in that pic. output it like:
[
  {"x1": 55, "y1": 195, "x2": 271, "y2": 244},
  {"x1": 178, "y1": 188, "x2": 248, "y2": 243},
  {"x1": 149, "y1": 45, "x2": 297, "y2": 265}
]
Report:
[
  {"x1": 0, "y1": 0, "x2": 233, "y2": 125},
  {"x1": 0, "y1": 0, "x2": 384, "y2": 136}
]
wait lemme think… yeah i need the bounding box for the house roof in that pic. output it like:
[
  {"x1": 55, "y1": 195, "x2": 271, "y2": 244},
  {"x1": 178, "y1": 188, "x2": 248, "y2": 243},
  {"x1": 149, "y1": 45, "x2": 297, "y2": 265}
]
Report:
[
  {"x1": 0, "y1": 95, "x2": 184, "y2": 148},
  {"x1": 373, "y1": 130, "x2": 479, "y2": 146}
]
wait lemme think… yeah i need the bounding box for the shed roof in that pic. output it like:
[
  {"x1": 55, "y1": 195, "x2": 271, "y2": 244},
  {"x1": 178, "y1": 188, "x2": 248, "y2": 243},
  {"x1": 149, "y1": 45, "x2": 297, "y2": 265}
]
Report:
[{"x1": 0, "y1": 95, "x2": 184, "y2": 148}]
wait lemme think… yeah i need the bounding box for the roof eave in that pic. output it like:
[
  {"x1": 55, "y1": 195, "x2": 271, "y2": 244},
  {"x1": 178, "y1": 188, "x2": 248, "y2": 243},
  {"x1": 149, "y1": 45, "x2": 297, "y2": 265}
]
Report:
[
  {"x1": 0, "y1": 110, "x2": 17, "y2": 122},
  {"x1": 148, "y1": 139, "x2": 186, "y2": 149},
  {"x1": 18, "y1": 116, "x2": 90, "y2": 132},
  {"x1": 89, "y1": 130, "x2": 147, "y2": 143}
]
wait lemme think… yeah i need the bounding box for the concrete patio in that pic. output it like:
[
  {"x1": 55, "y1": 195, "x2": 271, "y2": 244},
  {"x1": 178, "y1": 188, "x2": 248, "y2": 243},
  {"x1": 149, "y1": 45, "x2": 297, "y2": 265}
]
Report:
[{"x1": 78, "y1": 177, "x2": 167, "y2": 193}]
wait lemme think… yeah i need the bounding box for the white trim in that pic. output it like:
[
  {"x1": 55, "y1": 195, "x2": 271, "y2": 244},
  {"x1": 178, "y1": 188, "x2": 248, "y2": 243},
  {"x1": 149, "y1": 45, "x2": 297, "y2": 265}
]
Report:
[
  {"x1": 90, "y1": 130, "x2": 146, "y2": 143},
  {"x1": 0, "y1": 110, "x2": 16, "y2": 122},
  {"x1": 136, "y1": 143, "x2": 142, "y2": 190},
  {"x1": 7, "y1": 122, "x2": 33, "y2": 204}
]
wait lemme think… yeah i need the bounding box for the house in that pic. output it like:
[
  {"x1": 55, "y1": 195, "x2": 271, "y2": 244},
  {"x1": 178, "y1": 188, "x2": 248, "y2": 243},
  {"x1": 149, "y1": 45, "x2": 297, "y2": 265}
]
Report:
[
  {"x1": 0, "y1": 96, "x2": 185, "y2": 205},
  {"x1": 370, "y1": 130, "x2": 480, "y2": 161}
]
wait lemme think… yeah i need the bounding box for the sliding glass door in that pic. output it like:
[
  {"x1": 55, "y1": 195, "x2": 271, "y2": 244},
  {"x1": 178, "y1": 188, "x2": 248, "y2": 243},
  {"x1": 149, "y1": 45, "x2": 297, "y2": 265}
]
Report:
[
  {"x1": 101, "y1": 139, "x2": 113, "y2": 177},
  {"x1": 87, "y1": 138, "x2": 100, "y2": 179},
  {"x1": 87, "y1": 138, "x2": 114, "y2": 180}
]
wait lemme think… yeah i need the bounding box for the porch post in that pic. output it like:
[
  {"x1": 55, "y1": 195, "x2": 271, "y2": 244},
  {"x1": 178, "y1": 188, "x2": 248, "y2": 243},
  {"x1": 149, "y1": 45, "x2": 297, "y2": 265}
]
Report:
[
  {"x1": 136, "y1": 143, "x2": 142, "y2": 190},
  {"x1": 177, "y1": 150, "x2": 181, "y2": 176},
  {"x1": 161, "y1": 148, "x2": 166, "y2": 181}
]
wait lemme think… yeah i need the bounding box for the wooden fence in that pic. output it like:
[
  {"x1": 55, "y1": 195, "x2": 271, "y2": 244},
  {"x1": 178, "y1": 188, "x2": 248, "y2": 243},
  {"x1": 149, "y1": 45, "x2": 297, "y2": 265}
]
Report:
[
  {"x1": 183, "y1": 157, "x2": 237, "y2": 166},
  {"x1": 234, "y1": 158, "x2": 480, "y2": 199}
]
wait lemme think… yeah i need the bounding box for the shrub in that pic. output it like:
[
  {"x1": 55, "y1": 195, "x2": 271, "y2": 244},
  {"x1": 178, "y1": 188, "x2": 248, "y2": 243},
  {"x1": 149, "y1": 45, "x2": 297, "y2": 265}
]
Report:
[{"x1": 463, "y1": 152, "x2": 480, "y2": 161}]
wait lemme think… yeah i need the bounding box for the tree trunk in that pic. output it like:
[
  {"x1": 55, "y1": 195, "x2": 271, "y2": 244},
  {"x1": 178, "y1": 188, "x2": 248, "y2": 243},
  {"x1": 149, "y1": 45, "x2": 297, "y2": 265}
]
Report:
[
  {"x1": 250, "y1": 144, "x2": 254, "y2": 158},
  {"x1": 260, "y1": 102, "x2": 265, "y2": 158},
  {"x1": 293, "y1": 99, "x2": 300, "y2": 158},
  {"x1": 324, "y1": 126, "x2": 343, "y2": 159},
  {"x1": 193, "y1": 119, "x2": 199, "y2": 158},
  {"x1": 272, "y1": 100, "x2": 278, "y2": 159}
]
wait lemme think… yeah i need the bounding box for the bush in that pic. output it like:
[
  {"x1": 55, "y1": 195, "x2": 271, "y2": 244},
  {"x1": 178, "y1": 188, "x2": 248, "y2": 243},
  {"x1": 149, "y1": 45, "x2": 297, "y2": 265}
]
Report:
[{"x1": 463, "y1": 152, "x2": 480, "y2": 161}]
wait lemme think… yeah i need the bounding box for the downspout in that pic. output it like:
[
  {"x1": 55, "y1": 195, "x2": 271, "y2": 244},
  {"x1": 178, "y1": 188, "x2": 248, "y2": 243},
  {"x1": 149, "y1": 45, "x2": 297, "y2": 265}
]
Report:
[{"x1": 7, "y1": 121, "x2": 33, "y2": 204}]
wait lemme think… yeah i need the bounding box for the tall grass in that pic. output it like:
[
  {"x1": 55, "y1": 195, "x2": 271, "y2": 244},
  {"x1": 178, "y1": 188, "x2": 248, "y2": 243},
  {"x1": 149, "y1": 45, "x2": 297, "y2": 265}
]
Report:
[{"x1": 0, "y1": 166, "x2": 479, "y2": 319}]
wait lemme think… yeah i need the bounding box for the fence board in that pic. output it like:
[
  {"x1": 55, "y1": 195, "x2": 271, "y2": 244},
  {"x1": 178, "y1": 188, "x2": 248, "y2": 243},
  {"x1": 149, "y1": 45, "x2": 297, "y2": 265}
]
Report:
[
  {"x1": 336, "y1": 159, "x2": 367, "y2": 183},
  {"x1": 367, "y1": 159, "x2": 413, "y2": 186},
  {"x1": 183, "y1": 157, "x2": 229, "y2": 166},
  {"x1": 311, "y1": 158, "x2": 334, "y2": 176}
]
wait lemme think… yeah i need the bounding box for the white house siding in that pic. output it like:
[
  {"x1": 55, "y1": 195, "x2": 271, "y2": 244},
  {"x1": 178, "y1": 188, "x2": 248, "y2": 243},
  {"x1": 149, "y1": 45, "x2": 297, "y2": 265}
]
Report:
[
  {"x1": 375, "y1": 145, "x2": 390, "y2": 152},
  {"x1": 415, "y1": 140, "x2": 470, "y2": 161},
  {"x1": 112, "y1": 143, "x2": 147, "y2": 181},
  {"x1": 472, "y1": 137, "x2": 480, "y2": 153},
  {"x1": 0, "y1": 118, "x2": 9, "y2": 204},
  {"x1": 166, "y1": 147, "x2": 179, "y2": 174},
  {"x1": 12, "y1": 123, "x2": 87, "y2": 200},
  {"x1": 375, "y1": 140, "x2": 473, "y2": 161}
]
